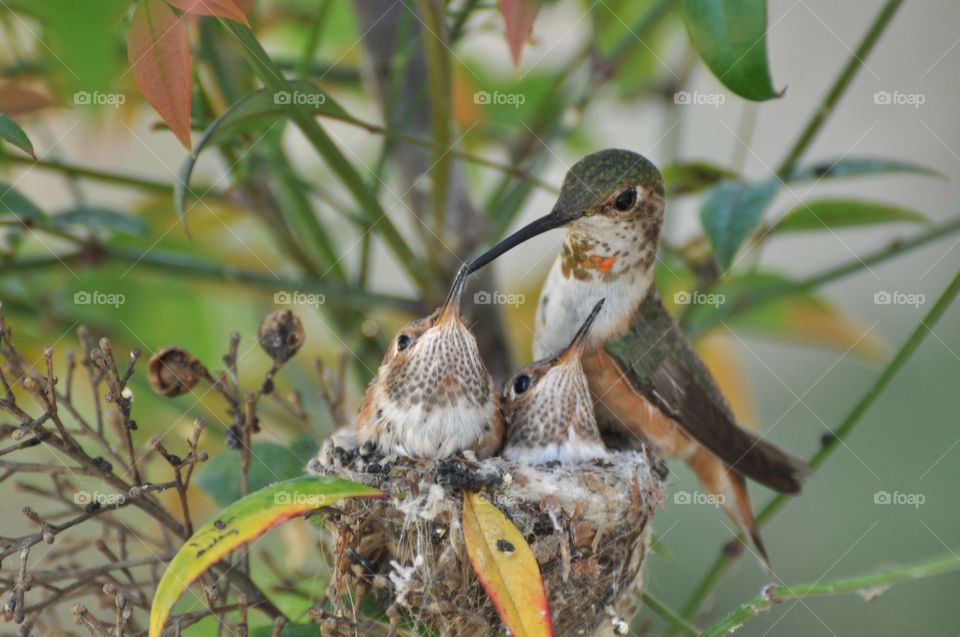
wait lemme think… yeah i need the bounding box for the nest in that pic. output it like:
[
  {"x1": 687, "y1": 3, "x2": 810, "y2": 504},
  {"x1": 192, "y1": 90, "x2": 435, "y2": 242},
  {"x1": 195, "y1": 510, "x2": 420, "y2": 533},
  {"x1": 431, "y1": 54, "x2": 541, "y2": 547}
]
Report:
[{"x1": 307, "y1": 442, "x2": 663, "y2": 636}]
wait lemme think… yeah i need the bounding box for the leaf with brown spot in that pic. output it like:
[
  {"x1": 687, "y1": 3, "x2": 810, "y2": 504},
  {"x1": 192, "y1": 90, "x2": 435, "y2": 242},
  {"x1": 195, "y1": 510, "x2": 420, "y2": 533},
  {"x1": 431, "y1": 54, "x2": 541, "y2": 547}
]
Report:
[
  {"x1": 463, "y1": 491, "x2": 554, "y2": 637},
  {"x1": 128, "y1": 0, "x2": 193, "y2": 150}
]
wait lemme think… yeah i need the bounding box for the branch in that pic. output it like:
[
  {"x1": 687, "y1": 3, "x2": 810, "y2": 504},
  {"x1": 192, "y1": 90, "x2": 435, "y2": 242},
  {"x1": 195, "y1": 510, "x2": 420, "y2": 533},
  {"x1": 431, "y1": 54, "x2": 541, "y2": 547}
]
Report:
[
  {"x1": 702, "y1": 553, "x2": 960, "y2": 636},
  {"x1": 775, "y1": 0, "x2": 904, "y2": 177},
  {"x1": 684, "y1": 214, "x2": 960, "y2": 335},
  {"x1": 679, "y1": 265, "x2": 960, "y2": 622}
]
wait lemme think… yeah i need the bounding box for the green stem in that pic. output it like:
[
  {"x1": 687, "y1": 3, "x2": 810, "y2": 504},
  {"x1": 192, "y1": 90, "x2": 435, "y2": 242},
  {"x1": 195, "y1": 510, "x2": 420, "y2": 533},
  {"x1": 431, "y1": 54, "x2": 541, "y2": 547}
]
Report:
[
  {"x1": 223, "y1": 22, "x2": 437, "y2": 295},
  {"x1": 0, "y1": 246, "x2": 418, "y2": 312},
  {"x1": 686, "y1": 215, "x2": 960, "y2": 335},
  {"x1": 449, "y1": 0, "x2": 482, "y2": 43},
  {"x1": 1, "y1": 155, "x2": 183, "y2": 195},
  {"x1": 775, "y1": 0, "x2": 904, "y2": 177},
  {"x1": 702, "y1": 553, "x2": 960, "y2": 637},
  {"x1": 296, "y1": 0, "x2": 333, "y2": 80},
  {"x1": 680, "y1": 265, "x2": 960, "y2": 622},
  {"x1": 418, "y1": 0, "x2": 453, "y2": 239},
  {"x1": 641, "y1": 591, "x2": 700, "y2": 636}
]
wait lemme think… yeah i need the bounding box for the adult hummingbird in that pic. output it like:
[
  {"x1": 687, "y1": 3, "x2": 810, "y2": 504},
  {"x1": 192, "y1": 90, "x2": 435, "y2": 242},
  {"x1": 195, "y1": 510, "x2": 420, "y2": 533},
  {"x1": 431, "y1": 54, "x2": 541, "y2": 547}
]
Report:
[
  {"x1": 501, "y1": 299, "x2": 607, "y2": 465},
  {"x1": 469, "y1": 149, "x2": 809, "y2": 563},
  {"x1": 355, "y1": 264, "x2": 504, "y2": 459}
]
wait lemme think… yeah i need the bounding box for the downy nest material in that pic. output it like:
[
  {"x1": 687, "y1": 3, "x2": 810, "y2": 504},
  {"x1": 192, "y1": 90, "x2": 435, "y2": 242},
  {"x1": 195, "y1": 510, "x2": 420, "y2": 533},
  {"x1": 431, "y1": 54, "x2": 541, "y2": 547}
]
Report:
[{"x1": 308, "y1": 441, "x2": 664, "y2": 636}]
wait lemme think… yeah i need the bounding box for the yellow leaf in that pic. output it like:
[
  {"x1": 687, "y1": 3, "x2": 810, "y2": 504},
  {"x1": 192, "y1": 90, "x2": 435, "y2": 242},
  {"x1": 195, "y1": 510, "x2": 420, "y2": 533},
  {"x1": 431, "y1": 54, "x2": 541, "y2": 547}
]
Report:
[{"x1": 462, "y1": 491, "x2": 554, "y2": 637}]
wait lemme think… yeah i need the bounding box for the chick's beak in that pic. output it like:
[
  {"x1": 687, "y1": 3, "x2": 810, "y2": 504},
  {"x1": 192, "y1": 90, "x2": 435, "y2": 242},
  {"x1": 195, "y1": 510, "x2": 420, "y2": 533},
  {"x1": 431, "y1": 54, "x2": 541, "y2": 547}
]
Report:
[
  {"x1": 435, "y1": 263, "x2": 470, "y2": 326},
  {"x1": 468, "y1": 202, "x2": 586, "y2": 273},
  {"x1": 555, "y1": 299, "x2": 605, "y2": 366}
]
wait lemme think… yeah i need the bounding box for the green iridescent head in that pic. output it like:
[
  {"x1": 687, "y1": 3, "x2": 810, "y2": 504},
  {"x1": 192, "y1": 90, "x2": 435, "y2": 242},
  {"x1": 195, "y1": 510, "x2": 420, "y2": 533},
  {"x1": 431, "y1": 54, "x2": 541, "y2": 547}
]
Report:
[
  {"x1": 552, "y1": 149, "x2": 664, "y2": 218},
  {"x1": 469, "y1": 149, "x2": 664, "y2": 273}
]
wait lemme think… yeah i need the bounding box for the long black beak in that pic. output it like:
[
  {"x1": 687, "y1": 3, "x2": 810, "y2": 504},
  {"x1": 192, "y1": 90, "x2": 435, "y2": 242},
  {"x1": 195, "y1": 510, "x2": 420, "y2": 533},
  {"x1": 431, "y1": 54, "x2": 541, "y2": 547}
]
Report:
[
  {"x1": 468, "y1": 207, "x2": 585, "y2": 273},
  {"x1": 435, "y1": 263, "x2": 470, "y2": 325},
  {"x1": 555, "y1": 298, "x2": 605, "y2": 365}
]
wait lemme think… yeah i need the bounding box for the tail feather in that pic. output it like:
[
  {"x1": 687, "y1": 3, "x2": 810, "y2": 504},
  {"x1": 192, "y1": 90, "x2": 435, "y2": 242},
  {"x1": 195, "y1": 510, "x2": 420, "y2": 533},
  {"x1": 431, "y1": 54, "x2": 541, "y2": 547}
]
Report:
[
  {"x1": 727, "y1": 470, "x2": 773, "y2": 574},
  {"x1": 689, "y1": 446, "x2": 773, "y2": 572}
]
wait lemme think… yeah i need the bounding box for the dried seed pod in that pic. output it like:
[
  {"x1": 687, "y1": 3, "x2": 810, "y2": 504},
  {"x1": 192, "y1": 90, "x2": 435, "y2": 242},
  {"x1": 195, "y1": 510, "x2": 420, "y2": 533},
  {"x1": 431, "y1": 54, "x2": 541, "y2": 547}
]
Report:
[
  {"x1": 258, "y1": 310, "x2": 305, "y2": 364},
  {"x1": 148, "y1": 347, "x2": 206, "y2": 397}
]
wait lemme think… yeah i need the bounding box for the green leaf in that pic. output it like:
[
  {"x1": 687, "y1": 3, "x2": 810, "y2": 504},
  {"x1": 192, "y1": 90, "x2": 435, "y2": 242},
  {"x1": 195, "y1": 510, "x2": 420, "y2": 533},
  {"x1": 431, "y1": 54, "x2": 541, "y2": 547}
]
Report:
[
  {"x1": 662, "y1": 161, "x2": 738, "y2": 196},
  {"x1": 149, "y1": 476, "x2": 384, "y2": 637},
  {"x1": 774, "y1": 198, "x2": 927, "y2": 233},
  {"x1": 34, "y1": 0, "x2": 128, "y2": 94},
  {"x1": 681, "y1": 0, "x2": 780, "y2": 101},
  {"x1": 0, "y1": 114, "x2": 35, "y2": 157},
  {"x1": 196, "y1": 436, "x2": 320, "y2": 506},
  {"x1": 699, "y1": 179, "x2": 778, "y2": 270},
  {"x1": 52, "y1": 207, "x2": 149, "y2": 237},
  {"x1": 0, "y1": 180, "x2": 47, "y2": 222},
  {"x1": 683, "y1": 271, "x2": 887, "y2": 361},
  {"x1": 788, "y1": 156, "x2": 940, "y2": 182},
  {"x1": 175, "y1": 81, "x2": 351, "y2": 228}
]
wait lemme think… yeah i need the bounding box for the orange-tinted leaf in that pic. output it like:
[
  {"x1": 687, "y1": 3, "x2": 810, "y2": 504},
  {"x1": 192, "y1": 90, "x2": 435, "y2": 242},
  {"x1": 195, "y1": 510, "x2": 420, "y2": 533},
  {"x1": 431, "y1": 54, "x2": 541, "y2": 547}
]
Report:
[
  {"x1": 499, "y1": 0, "x2": 540, "y2": 68},
  {"x1": 167, "y1": 0, "x2": 249, "y2": 25},
  {"x1": 128, "y1": 0, "x2": 193, "y2": 150},
  {"x1": 463, "y1": 491, "x2": 554, "y2": 637},
  {"x1": 0, "y1": 84, "x2": 56, "y2": 116}
]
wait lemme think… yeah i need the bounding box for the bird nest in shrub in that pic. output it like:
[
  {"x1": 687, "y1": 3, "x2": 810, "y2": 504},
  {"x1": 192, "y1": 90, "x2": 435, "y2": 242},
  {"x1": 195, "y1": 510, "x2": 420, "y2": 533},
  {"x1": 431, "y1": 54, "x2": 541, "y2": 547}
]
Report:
[{"x1": 307, "y1": 441, "x2": 663, "y2": 636}]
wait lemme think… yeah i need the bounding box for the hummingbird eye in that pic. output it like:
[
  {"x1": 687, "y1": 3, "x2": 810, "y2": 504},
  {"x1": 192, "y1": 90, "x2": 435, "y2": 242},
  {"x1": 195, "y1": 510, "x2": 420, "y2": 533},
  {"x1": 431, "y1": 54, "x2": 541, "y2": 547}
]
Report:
[
  {"x1": 396, "y1": 334, "x2": 411, "y2": 351},
  {"x1": 513, "y1": 375, "x2": 531, "y2": 394},
  {"x1": 614, "y1": 188, "x2": 637, "y2": 211}
]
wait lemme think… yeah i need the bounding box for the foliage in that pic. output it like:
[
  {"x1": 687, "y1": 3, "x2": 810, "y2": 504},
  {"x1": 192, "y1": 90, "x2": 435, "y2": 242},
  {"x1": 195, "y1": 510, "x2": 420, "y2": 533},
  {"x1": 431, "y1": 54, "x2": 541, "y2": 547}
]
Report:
[{"x1": 0, "y1": 0, "x2": 958, "y2": 634}]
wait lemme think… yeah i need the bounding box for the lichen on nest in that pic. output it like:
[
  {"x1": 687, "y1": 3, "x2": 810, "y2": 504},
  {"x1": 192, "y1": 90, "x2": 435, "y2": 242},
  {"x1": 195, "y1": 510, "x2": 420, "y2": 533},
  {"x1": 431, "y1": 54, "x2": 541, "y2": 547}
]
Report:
[{"x1": 307, "y1": 440, "x2": 663, "y2": 636}]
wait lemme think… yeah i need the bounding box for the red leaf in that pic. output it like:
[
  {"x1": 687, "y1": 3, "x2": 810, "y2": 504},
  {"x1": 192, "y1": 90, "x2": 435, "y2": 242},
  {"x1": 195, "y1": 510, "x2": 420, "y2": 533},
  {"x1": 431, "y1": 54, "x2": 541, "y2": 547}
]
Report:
[
  {"x1": 128, "y1": 0, "x2": 193, "y2": 150},
  {"x1": 167, "y1": 0, "x2": 249, "y2": 25},
  {"x1": 0, "y1": 84, "x2": 56, "y2": 117},
  {"x1": 499, "y1": 0, "x2": 540, "y2": 68}
]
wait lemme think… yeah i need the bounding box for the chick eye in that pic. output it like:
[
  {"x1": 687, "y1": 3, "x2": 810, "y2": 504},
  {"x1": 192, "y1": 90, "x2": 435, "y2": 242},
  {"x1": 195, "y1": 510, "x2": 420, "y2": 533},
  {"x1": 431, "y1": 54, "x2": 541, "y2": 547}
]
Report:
[
  {"x1": 397, "y1": 334, "x2": 411, "y2": 351},
  {"x1": 614, "y1": 188, "x2": 637, "y2": 211},
  {"x1": 513, "y1": 375, "x2": 531, "y2": 394}
]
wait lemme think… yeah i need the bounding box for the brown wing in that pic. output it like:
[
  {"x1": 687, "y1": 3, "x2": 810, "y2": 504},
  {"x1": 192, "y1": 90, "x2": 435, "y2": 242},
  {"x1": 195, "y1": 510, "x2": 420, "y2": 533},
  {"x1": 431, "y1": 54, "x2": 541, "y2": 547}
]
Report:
[{"x1": 605, "y1": 288, "x2": 810, "y2": 494}]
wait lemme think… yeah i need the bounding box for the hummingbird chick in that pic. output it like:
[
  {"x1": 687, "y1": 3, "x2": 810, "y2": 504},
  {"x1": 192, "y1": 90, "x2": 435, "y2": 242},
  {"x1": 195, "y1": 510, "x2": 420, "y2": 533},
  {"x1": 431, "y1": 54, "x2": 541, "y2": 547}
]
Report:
[
  {"x1": 501, "y1": 300, "x2": 607, "y2": 465},
  {"x1": 356, "y1": 265, "x2": 503, "y2": 460}
]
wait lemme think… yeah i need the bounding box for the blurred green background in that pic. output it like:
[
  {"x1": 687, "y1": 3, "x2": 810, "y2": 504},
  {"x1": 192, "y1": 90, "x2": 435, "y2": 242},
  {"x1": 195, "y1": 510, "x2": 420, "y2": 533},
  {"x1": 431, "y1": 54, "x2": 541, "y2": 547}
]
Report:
[{"x1": 1, "y1": 0, "x2": 958, "y2": 634}]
